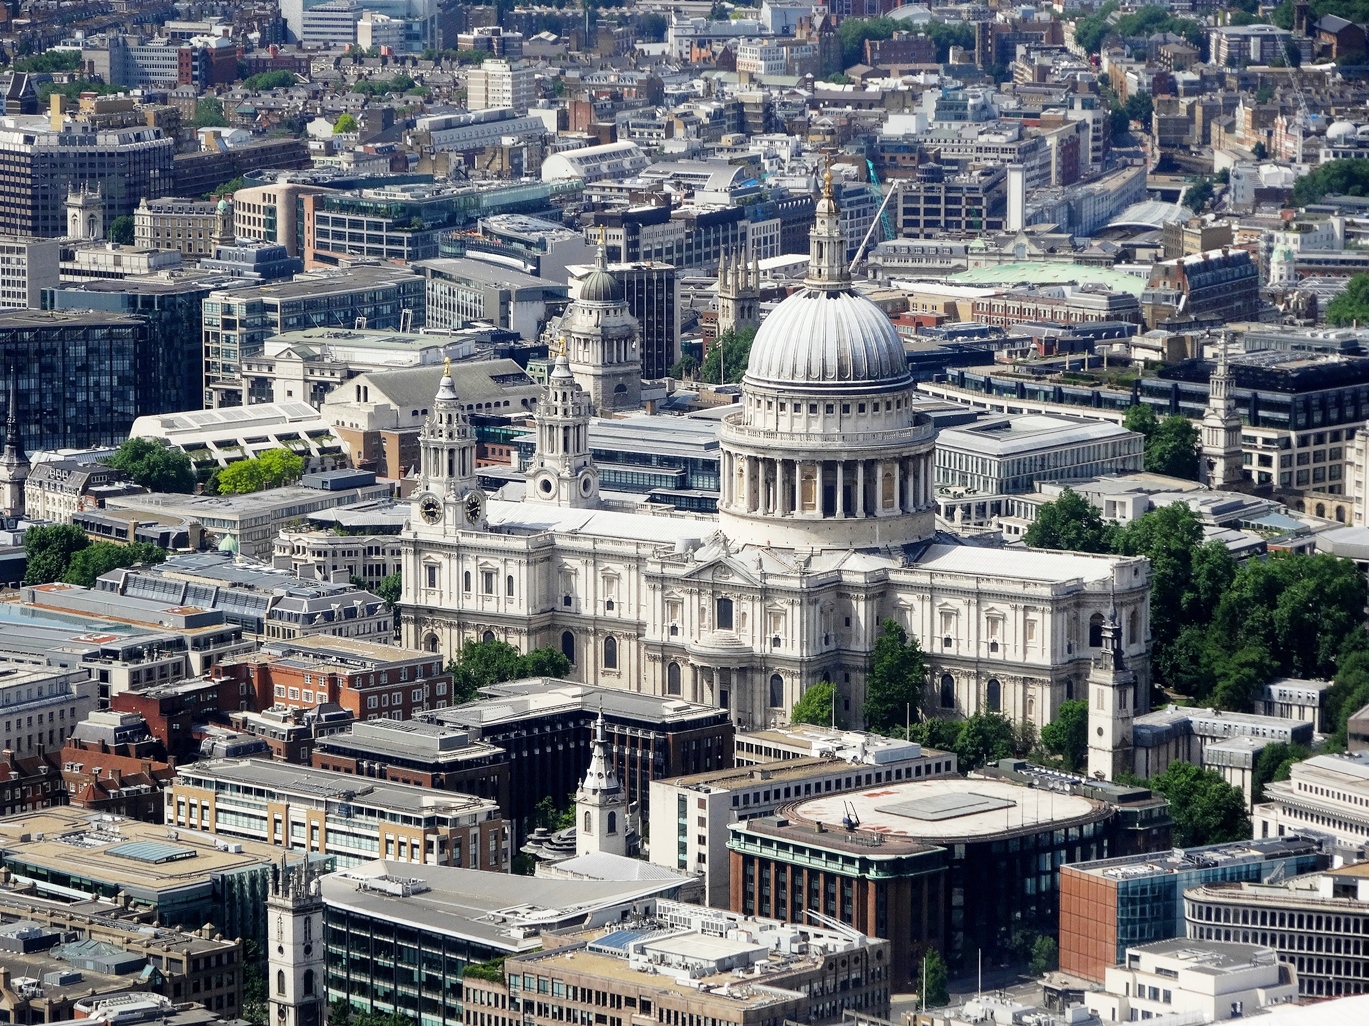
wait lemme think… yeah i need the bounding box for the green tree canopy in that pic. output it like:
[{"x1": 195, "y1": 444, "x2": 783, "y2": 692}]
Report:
[
  {"x1": 216, "y1": 448, "x2": 304, "y2": 494},
  {"x1": 193, "y1": 98, "x2": 229, "y2": 129},
  {"x1": 352, "y1": 75, "x2": 415, "y2": 96},
  {"x1": 62, "y1": 542, "x2": 167, "y2": 588},
  {"x1": 1024, "y1": 488, "x2": 1115, "y2": 553},
  {"x1": 791, "y1": 681, "x2": 837, "y2": 727},
  {"x1": 1040, "y1": 698, "x2": 1088, "y2": 771},
  {"x1": 376, "y1": 571, "x2": 401, "y2": 610},
  {"x1": 1029, "y1": 935, "x2": 1059, "y2": 976},
  {"x1": 1326, "y1": 273, "x2": 1369, "y2": 326},
  {"x1": 12, "y1": 49, "x2": 82, "y2": 73},
  {"x1": 1251, "y1": 741, "x2": 1308, "y2": 803},
  {"x1": 105, "y1": 437, "x2": 196, "y2": 493},
  {"x1": 1183, "y1": 178, "x2": 1214, "y2": 214},
  {"x1": 23, "y1": 524, "x2": 90, "y2": 585},
  {"x1": 700, "y1": 327, "x2": 755, "y2": 384},
  {"x1": 211, "y1": 177, "x2": 245, "y2": 199},
  {"x1": 639, "y1": 12, "x2": 668, "y2": 41},
  {"x1": 954, "y1": 711, "x2": 1017, "y2": 770},
  {"x1": 1148, "y1": 761, "x2": 1250, "y2": 847},
  {"x1": 669, "y1": 355, "x2": 699, "y2": 379},
  {"x1": 1291, "y1": 158, "x2": 1369, "y2": 207},
  {"x1": 865, "y1": 619, "x2": 926, "y2": 732},
  {"x1": 1073, "y1": 3, "x2": 1203, "y2": 54},
  {"x1": 107, "y1": 215, "x2": 134, "y2": 246},
  {"x1": 334, "y1": 113, "x2": 359, "y2": 134},
  {"x1": 446, "y1": 640, "x2": 571, "y2": 704},
  {"x1": 243, "y1": 70, "x2": 298, "y2": 91},
  {"x1": 921, "y1": 948, "x2": 949, "y2": 1008},
  {"x1": 1145, "y1": 415, "x2": 1199, "y2": 479},
  {"x1": 1123, "y1": 402, "x2": 1158, "y2": 439}
]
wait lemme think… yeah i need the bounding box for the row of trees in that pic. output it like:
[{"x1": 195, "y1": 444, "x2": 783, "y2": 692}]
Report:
[
  {"x1": 1073, "y1": 3, "x2": 1204, "y2": 55},
  {"x1": 836, "y1": 17, "x2": 975, "y2": 68},
  {"x1": 445, "y1": 638, "x2": 572, "y2": 705},
  {"x1": 1026, "y1": 490, "x2": 1368, "y2": 711},
  {"x1": 22, "y1": 524, "x2": 167, "y2": 588}
]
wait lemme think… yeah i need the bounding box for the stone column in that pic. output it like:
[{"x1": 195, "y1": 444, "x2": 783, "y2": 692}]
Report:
[
  {"x1": 892, "y1": 460, "x2": 902, "y2": 513},
  {"x1": 855, "y1": 460, "x2": 866, "y2": 517},
  {"x1": 792, "y1": 460, "x2": 802, "y2": 515},
  {"x1": 836, "y1": 461, "x2": 846, "y2": 519},
  {"x1": 743, "y1": 456, "x2": 754, "y2": 513}
]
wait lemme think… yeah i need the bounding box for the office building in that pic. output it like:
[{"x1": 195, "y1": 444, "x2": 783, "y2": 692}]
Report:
[
  {"x1": 23, "y1": 459, "x2": 141, "y2": 523},
  {"x1": 321, "y1": 862, "x2": 692, "y2": 1026},
  {"x1": 541, "y1": 142, "x2": 650, "y2": 184},
  {"x1": 894, "y1": 164, "x2": 1007, "y2": 238},
  {"x1": 1087, "y1": 940, "x2": 1299, "y2": 1022},
  {"x1": 567, "y1": 260, "x2": 678, "y2": 379},
  {"x1": 0, "y1": 806, "x2": 322, "y2": 945},
  {"x1": 301, "y1": 0, "x2": 361, "y2": 45},
  {"x1": 458, "y1": 900, "x2": 890, "y2": 1026},
  {"x1": 414, "y1": 258, "x2": 568, "y2": 340},
  {"x1": 129, "y1": 401, "x2": 342, "y2": 476},
  {"x1": 1185, "y1": 863, "x2": 1369, "y2": 999},
  {"x1": 935, "y1": 415, "x2": 1144, "y2": 497},
  {"x1": 96, "y1": 551, "x2": 392, "y2": 638},
  {"x1": 199, "y1": 240, "x2": 303, "y2": 283},
  {"x1": 970, "y1": 284, "x2": 1143, "y2": 328},
  {"x1": 134, "y1": 197, "x2": 225, "y2": 263},
  {"x1": 1254, "y1": 752, "x2": 1369, "y2": 849},
  {"x1": 1059, "y1": 836, "x2": 1327, "y2": 982},
  {"x1": 0, "y1": 117, "x2": 174, "y2": 237},
  {"x1": 0, "y1": 237, "x2": 59, "y2": 309},
  {"x1": 0, "y1": 662, "x2": 95, "y2": 756},
  {"x1": 728, "y1": 775, "x2": 1121, "y2": 981},
  {"x1": 650, "y1": 736, "x2": 956, "y2": 907},
  {"x1": 168, "y1": 759, "x2": 508, "y2": 870},
  {"x1": 1209, "y1": 24, "x2": 1312, "y2": 67},
  {"x1": 232, "y1": 182, "x2": 333, "y2": 259},
  {"x1": 466, "y1": 60, "x2": 534, "y2": 114},
  {"x1": 422, "y1": 678, "x2": 734, "y2": 835},
  {"x1": 1142, "y1": 250, "x2": 1261, "y2": 329},
  {"x1": 172, "y1": 139, "x2": 312, "y2": 203},
  {"x1": 201, "y1": 265, "x2": 426, "y2": 407}
]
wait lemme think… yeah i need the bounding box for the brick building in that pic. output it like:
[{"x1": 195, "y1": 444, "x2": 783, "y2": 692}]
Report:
[
  {"x1": 110, "y1": 675, "x2": 245, "y2": 760},
  {"x1": 61, "y1": 710, "x2": 175, "y2": 821}
]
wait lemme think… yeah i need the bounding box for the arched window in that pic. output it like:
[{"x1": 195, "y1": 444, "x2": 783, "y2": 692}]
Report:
[
  {"x1": 987, "y1": 678, "x2": 1001, "y2": 712},
  {"x1": 303, "y1": 970, "x2": 314, "y2": 997},
  {"x1": 940, "y1": 674, "x2": 955, "y2": 708},
  {"x1": 1316, "y1": 503, "x2": 1326, "y2": 518},
  {"x1": 561, "y1": 630, "x2": 576, "y2": 664},
  {"x1": 1127, "y1": 609, "x2": 1139, "y2": 646},
  {"x1": 482, "y1": 630, "x2": 495, "y2": 644},
  {"x1": 506, "y1": 574, "x2": 515, "y2": 596},
  {"x1": 583, "y1": 811, "x2": 592, "y2": 834},
  {"x1": 667, "y1": 662, "x2": 681, "y2": 695},
  {"x1": 463, "y1": 570, "x2": 471, "y2": 593},
  {"x1": 769, "y1": 674, "x2": 784, "y2": 708},
  {"x1": 607, "y1": 811, "x2": 617, "y2": 834},
  {"x1": 423, "y1": 634, "x2": 439, "y2": 654},
  {"x1": 603, "y1": 635, "x2": 618, "y2": 669},
  {"x1": 1089, "y1": 613, "x2": 1104, "y2": 648},
  {"x1": 277, "y1": 970, "x2": 285, "y2": 996},
  {"x1": 716, "y1": 597, "x2": 734, "y2": 629}
]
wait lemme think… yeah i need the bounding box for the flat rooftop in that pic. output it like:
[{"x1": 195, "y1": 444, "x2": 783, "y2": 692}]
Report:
[
  {"x1": 1062, "y1": 835, "x2": 1322, "y2": 881},
  {"x1": 1128, "y1": 938, "x2": 1279, "y2": 973},
  {"x1": 788, "y1": 777, "x2": 1104, "y2": 841},
  {"x1": 936, "y1": 414, "x2": 1137, "y2": 457},
  {"x1": 427, "y1": 678, "x2": 726, "y2": 732}
]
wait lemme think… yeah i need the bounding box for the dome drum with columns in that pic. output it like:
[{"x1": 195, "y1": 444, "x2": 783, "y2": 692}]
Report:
[{"x1": 399, "y1": 184, "x2": 1152, "y2": 741}]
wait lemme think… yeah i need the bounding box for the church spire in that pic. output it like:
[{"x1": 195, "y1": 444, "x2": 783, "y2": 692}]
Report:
[
  {"x1": 806, "y1": 162, "x2": 848, "y2": 290},
  {"x1": 576, "y1": 709, "x2": 630, "y2": 857},
  {"x1": 0, "y1": 361, "x2": 28, "y2": 518}
]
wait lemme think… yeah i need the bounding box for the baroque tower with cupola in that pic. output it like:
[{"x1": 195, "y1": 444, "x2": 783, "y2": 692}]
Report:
[
  {"x1": 1087, "y1": 612, "x2": 1136, "y2": 783},
  {"x1": 411, "y1": 359, "x2": 485, "y2": 534},
  {"x1": 1201, "y1": 342, "x2": 1244, "y2": 489},
  {"x1": 563, "y1": 238, "x2": 641, "y2": 413},
  {"x1": 526, "y1": 352, "x2": 599, "y2": 507},
  {"x1": 576, "y1": 712, "x2": 630, "y2": 857},
  {"x1": 0, "y1": 370, "x2": 28, "y2": 517},
  {"x1": 267, "y1": 858, "x2": 325, "y2": 1026}
]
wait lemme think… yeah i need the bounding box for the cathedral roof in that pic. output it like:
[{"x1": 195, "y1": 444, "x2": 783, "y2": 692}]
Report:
[{"x1": 745, "y1": 289, "x2": 911, "y2": 391}]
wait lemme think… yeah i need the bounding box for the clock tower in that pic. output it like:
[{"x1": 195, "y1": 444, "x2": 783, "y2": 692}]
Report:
[
  {"x1": 526, "y1": 352, "x2": 599, "y2": 508},
  {"x1": 412, "y1": 358, "x2": 485, "y2": 532}
]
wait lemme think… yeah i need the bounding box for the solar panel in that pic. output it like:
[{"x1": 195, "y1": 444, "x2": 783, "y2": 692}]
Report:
[{"x1": 107, "y1": 841, "x2": 198, "y2": 864}]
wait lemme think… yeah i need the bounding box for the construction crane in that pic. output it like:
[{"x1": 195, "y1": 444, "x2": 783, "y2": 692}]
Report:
[{"x1": 866, "y1": 160, "x2": 896, "y2": 242}]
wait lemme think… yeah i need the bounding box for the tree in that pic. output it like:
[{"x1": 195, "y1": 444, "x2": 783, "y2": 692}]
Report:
[
  {"x1": 922, "y1": 20, "x2": 976, "y2": 62},
  {"x1": 193, "y1": 98, "x2": 229, "y2": 129},
  {"x1": 334, "y1": 113, "x2": 359, "y2": 134},
  {"x1": 12, "y1": 50, "x2": 82, "y2": 74},
  {"x1": 241, "y1": 939, "x2": 268, "y2": 1025},
  {"x1": 836, "y1": 16, "x2": 898, "y2": 66},
  {"x1": 1252, "y1": 141, "x2": 1269, "y2": 160},
  {"x1": 1124, "y1": 90, "x2": 1153, "y2": 126},
  {"x1": 954, "y1": 711, "x2": 1016, "y2": 770},
  {"x1": 866, "y1": 619, "x2": 926, "y2": 733},
  {"x1": 105, "y1": 437, "x2": 196, "y2": 493},
  {"x1": 792, "y1": 681, "x2": 836, "y2": 727},
  {"x1": 447, "y1": 640, "x2": 571, "y2": 704},
  {"x1": 1024, "y1": 488, "x2": 1115, "y2": 553},
  {"x1": 533, "y1": 794, "x2": 576, "y2": 831},
  {"x1": 1326, "y1": 273, "x2": 1369, "y2": 326},
  {"x1": 211, "y1": 176, "x2": 245, "y2": 199},
  {"x1": 257, "y1": 447, "x2": 305, "y2": 486},
  {"x1": 1148, "y1": 761, "x2": 1250, "y2": 847},
  {"x1": 243, "y1": 70, "x2": 298, "y2": 91},
  {"x1": 669, "y1": 355, "x2": 699, "y2": 379},
  {"x1": 824, "y1": 72, "x2": 853, "y2": 84},
  {"x1": 62, "y1": 542, "x2": 167, "y2": 588},
  {"x1": 639, "y1": 12, "x2": 668, "y2": 41},
  {"x1": 23, "y1": 524, "x2": 90, "y2": 586},
  {"x1": 701, "y1": 327, "x2": 755, "y2": 384},
  {"x1": 1029, "y1": 935, "x2": 1059, "y2": 976},
  {"x1": 217, "y1": 448, "x2": 304, "y2": 494},
  {"x1": 1291, "y1": 158, "x2": 1369, "y2": 207},
  {"x1": 107, "y1": 215, "x2": 134, "y2": 246},
  {"x1": 1041, "y1": 699, "x2": 1088, "y2": 771},
  {"x1": 1146, "y1": 415, "x2": 1199, "y2": 479},
  {"x1": 1252, "y1": 741, "x2": 1308, "y2": 803},
  {"x1": 920, "y1": 948, "x2": 949, "y2": 1008},
  {"x1": 1123, "y1": 402, "x2": 1158, "y2": 441},
  {"x1": 376, "y1": 571, "x2": 401, "y2": 611},
  {"x1": 1182, "y1": 179, "x2": 1214, "y2": 214}
]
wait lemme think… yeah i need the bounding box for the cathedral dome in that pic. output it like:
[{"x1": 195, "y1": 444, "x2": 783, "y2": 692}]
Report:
[
  {"x1": 744, "y1": 289, "x2": 911, "y2": 391},
  {"x1": 578, "y1": 266, "x2": 624, "y2": 304}
]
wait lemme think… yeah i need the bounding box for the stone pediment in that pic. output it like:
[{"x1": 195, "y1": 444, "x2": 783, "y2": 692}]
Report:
[{"x1": 678, "y1": 553, "x2": 764, "y2": 588}]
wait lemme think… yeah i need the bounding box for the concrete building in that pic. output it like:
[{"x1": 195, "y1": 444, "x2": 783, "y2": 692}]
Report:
[
  {"x1": 466, "y1": 60, "x2": 534, "y2": 114},
  {"x1": 1185, "y1": 863, "x2": 1369, "y2": 999},
  {"x1": 649, "y1": 735, "x2": 956, "y2": 907},
  {"x1": 24, "y1": 459, "x2": 141, "y2": 523},
  {"x1": 1059, "y1": 836, "x2": 1327, "y2": 982},
  {"x1": 129, "y1": 401, "x2": 343, "y2": 472},
  {"x1": 541, "y1": 141, "x2": 650, "y2": 183},
  {"x1": 168, "y1": 758, "x2": 508, "y2": 870},
  {"x1": 232, "y1": 182, "x2": 334, "y2": 259},
  {"x1": 1254, "y1": 751, "x2": 1369, "y2": 849},
  {"x1": 413, "y1": 258, "x2": 568, "y2": 339},
  {"x1": 134, "y1": 197, "x2": 226, "y2": 263},
  {"x1": 1088, "y1": 939, "x2": 1298, "y2": 1021},
  {"x1": 0, "y1": 236, "x2": 59, "y2": 309},
  {"x1": 0, "y1": 662, "x2": 95, "y2": 755}
]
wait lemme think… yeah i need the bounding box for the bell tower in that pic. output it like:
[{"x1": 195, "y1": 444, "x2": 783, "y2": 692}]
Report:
[
  {"x1": 564, "y1": 234, "x2": 641, "y2": 414},
  {"x1": 526, "y1": 352, "x2": 599, "y2": 507},
  {"x1": 576, "y1": 712, "x2": 629, "y2": 858},
  {"x1": 1087, "y1": 612, "x2": 1136, "y2": 783},
  {"x1": 66, "y1": 184, "x2": 103, "y2": 241},
  {"x1": 717, "y1": 248, "x2": 759, "y2": 337},
  {"x1": 411, "y1": 359, "x2": 485, "y2": 532},
  {"x1": 1201, "y1": 341, "x2": 1244, "y2": 489},
  {"x1": 266, "y1": 857, "x2": 325, "y2": 1026},
  {"x1": 0, "y1": 368, "x2": 28, "y2": 517}
]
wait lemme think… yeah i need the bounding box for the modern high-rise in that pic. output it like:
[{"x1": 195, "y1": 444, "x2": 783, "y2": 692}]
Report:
[
  {"x1": 0, "y1": 236, "x2": 59, "y2": 308},
  {"x1": 466, "y1": 59, "x2": 534, "y2": 113},
  {"x1": 202, "y1": 265, "x2": 426, "y2": 407},
  {"x1": 0, "y1": 117, "x2": 174, "y2": 237}
]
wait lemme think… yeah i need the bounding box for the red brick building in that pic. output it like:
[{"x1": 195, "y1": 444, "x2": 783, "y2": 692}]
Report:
[
  {"x1": 110, "y1": 676, "x2": 246, "y2": 761},
  {"x1": 61, "y1": 710, "x2": 176, "y2": 822},
  {"x1": 0, "y1": 749, "x2": 66, "y2": 817}
]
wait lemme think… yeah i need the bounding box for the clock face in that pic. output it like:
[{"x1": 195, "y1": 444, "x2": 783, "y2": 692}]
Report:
[
  {"x1": 465, "y1": 492, "x2": 483, "y2": 524},
  {"x1": 419, "y1": 495, "x2": 442, "y2": 525}
]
